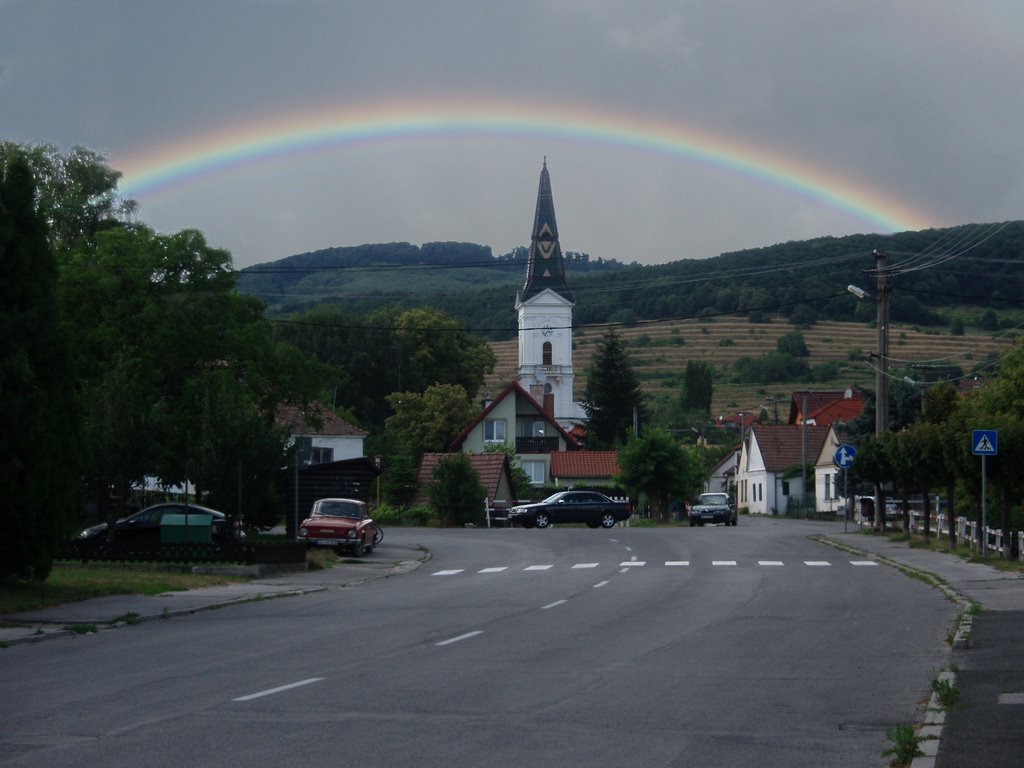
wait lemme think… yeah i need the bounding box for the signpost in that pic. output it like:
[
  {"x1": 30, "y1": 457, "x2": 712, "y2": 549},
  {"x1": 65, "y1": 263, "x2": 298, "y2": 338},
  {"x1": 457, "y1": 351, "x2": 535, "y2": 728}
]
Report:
[
  {"x1": 972, "y1": 430, "x2": 998, "y2": 555},
  {"x1": 834, "y1": 444, "x2": 857, "y2": 532}
]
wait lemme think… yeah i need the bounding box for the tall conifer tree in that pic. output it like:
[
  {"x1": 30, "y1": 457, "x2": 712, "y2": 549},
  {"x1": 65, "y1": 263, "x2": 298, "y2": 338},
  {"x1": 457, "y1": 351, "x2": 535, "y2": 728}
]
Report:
[{"x1": 0, "y1": 154, "x2": 81, "y2": 580}]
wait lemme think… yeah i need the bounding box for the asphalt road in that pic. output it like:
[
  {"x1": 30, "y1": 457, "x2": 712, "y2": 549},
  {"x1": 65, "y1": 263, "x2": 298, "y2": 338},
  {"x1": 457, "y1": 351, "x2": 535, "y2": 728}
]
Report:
[{"x1": 0, "y1": 518, "x2": 955, "y2": 767}]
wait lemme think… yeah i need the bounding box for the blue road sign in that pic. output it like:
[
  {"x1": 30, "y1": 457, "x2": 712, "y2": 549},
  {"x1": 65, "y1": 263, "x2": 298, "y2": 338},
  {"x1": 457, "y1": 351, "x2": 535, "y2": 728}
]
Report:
[
  {"x1": 972, "y1": 429, "x2": 998, "y2": 456},
  {"x1": 834, "y1": 443, "x2": 857, "y2": 469}
]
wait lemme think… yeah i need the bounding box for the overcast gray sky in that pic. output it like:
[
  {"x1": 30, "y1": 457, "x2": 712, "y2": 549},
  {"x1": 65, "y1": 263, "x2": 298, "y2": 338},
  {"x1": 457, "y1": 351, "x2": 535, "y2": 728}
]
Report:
[{"x1": 3, "y1": 0, "x2": 1022, "y2": 268}]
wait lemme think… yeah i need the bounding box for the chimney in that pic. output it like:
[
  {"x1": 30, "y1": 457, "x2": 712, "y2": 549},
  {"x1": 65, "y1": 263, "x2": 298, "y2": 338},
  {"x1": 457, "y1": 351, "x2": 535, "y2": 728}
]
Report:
[
  {"x1": 481, "y1": 391, "x2": 492, "y2": 410},
  {"x1": 543, "y1": 393, "x2": 555, "y2": 418}
]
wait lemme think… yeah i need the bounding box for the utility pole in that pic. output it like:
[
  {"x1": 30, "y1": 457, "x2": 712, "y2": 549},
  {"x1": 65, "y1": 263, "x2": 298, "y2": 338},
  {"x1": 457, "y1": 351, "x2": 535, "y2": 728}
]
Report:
[{"x1": 872, "y1": 249, "x2": 890, "y2": 531}]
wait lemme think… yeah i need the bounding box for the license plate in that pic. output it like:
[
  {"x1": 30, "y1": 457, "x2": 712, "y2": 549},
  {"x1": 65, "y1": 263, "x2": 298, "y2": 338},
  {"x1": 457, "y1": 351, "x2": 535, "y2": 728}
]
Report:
[{"x1": 314, "y1": 538, "x2": 339, "y2": 546}]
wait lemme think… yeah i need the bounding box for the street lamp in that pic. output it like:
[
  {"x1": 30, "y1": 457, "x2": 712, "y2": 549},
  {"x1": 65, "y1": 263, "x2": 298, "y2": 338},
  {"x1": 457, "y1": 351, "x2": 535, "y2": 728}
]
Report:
[{"x1": 850, "y1": 249, "x2": 891, "y2": 529}]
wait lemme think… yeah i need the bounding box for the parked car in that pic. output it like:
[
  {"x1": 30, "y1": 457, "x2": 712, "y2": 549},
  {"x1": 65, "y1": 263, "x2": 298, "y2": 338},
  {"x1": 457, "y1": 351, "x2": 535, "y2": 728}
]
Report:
[
  {"x1": 297, "y1": 498, "x2": 380, "y2": 556},
  {"x1": 78, "y1": 502, "x2": 240, "y2": 542},
  {"x1": 508, "y1": 491, "x2": 632, "y2": 529},
  {"x1": 688, "y1": 493, "x2": 737, "y2": 526}
]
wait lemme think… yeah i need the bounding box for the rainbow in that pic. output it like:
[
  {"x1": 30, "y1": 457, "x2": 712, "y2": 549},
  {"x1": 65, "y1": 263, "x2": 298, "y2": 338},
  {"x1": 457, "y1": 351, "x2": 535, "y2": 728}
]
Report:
[{"x1": 114, "y1": 99, "x2": 936, "y2": 233}]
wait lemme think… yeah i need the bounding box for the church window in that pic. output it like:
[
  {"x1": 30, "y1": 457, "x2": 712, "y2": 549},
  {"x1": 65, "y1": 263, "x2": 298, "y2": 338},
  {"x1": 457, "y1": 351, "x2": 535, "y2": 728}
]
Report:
[{"x1": 542, "y1": 342, "x2": 552, "y2": 366}]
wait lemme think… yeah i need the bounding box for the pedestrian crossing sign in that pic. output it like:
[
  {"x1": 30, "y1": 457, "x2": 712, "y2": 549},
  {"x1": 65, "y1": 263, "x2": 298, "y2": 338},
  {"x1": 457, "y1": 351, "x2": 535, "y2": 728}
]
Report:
[{"x1": 972, "y1": 429, "x2": 998, "y2": 456}]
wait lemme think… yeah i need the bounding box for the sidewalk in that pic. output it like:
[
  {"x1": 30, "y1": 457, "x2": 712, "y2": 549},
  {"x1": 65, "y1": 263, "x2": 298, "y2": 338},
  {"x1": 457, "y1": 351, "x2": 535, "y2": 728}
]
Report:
[
  {"x1": 0, "y1": 541, "x2": 428, "y2": 647},
  {"x1": 824, "y1": 530, "x2": 1024, "y2": 768}
]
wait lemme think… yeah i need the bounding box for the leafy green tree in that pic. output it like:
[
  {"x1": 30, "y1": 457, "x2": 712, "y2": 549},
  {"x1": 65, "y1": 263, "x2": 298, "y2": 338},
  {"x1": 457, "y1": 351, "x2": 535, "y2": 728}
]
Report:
[
  {"x1": 680, "y1": 360, "x2": 713, "y2": 416},
  {"x1": 385, "y1": 384, "x2": 476, "y2": 458},
  {"x1": 850, "y1": 435, "x2": 891, "y2": 530},
  {"x1": 582, "y1": 329, "x2": 645, "y2": 448},
  {"x1": 0, "y1": 154, "x2": 81, "y2": 580},
  {"x1": 429, "y1": 453, "x2": 486, "y2": 527},
  {"x1": 483, "y1": 441, "x2": 529, "y2": 498},
  {"x1": 776, "y1": 331, "x2": 810, "y2": 357},
  {"x1": 617, "y1": 429, "x2": 700, "y2": 522},
  {"x1": 278, "y1": 304, "x2": 495, "y2": 435},
  {"x1": 0, "y1": 142, "x2": 130, "y2": 259}
]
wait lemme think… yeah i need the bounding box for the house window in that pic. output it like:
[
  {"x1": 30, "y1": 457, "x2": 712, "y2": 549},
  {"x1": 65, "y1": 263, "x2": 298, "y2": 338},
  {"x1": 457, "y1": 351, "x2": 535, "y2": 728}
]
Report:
[
  {"x1": 542, "y1": 341, "x2": 553, "y2": 366},
  {"x1": 781, "y1": 480, "x2": 790, "y2": 496},
  {"x1": 311, "y1": 447, "x2": 334, "y2": 464},
  {"x1": 522, "y1": 460, "x2": 546, "y2": 485},
  {"x1": 484, "y1": 418, "x2": 506, "y2": 443},
  {"x1": 824, "y1": 474, "x2": 831, "y2": 499}
]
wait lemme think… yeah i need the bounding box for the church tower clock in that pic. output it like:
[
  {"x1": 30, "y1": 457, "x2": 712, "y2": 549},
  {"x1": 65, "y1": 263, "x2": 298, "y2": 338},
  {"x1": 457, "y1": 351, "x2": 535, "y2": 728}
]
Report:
[{"x1": 515, "y1": 159, "x2": 577, "y2": 425}]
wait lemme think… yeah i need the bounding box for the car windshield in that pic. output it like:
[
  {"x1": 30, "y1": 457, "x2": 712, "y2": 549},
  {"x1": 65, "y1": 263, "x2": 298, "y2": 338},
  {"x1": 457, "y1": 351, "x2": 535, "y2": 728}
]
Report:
[
  {"x1": 698, "y1": 494, "x2": 729, "y2": 505},
  {"x1": 315, "y1": 501, "x2": 362, "y2": 519},
  {"x1": 541, "y1": 492, "x2": 570, "y2": 504}
]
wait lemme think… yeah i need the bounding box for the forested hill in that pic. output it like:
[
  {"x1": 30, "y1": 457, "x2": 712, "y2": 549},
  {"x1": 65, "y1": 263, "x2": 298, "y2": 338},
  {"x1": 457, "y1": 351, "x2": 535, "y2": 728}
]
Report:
[
  {"x1": 237, "y1": 222, "x2": 1024, "y2": 339},
  {"x1": 236, "y1": 241, "x2": 626, "y2": 316}
]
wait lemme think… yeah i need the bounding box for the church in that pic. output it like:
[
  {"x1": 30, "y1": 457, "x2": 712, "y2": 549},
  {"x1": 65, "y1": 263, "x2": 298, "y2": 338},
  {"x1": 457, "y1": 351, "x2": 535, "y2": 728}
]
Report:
[
  {"x1": 444, "y1": 160, "x2": 620, "y2": 489},
  {"x1": 514, "y1": 158, "x2": 584, "y2": 426}
]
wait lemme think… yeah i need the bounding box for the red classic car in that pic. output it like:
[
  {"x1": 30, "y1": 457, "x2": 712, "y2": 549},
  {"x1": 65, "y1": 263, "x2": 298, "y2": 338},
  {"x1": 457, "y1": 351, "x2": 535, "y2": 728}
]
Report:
[{"x1": 297, "y1": 498, "x2": 381, "y2": 556}]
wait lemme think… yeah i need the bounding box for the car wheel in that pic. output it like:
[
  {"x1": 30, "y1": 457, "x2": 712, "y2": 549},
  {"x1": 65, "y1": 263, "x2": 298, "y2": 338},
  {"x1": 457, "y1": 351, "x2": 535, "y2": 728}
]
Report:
[
  {"x1": 600, "y1": 513, "x2": 616, "y2": 529},
  {"x1": 374, "y1": 528, "x2": 384, "y2": 545},
  {"x1": 352, "y1": 540, "x2": 365, "y2": 557},
  {"x1": 364, "y1": 537, "x2": 373, "y2": 554},
  {"x1": 535, "y1": 512, "x2": 551, "y2": 529}
]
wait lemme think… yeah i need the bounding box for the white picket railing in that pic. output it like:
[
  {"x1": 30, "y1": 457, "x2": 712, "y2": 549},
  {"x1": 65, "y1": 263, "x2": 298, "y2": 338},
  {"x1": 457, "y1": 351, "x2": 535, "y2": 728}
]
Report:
[{"x1": 859, "y1": 510, "x2": 1024, "y2": 561}]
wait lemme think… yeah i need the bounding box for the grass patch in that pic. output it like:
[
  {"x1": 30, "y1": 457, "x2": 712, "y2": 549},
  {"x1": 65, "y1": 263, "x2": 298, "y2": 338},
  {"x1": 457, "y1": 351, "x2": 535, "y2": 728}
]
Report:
[{"x1": 0, "y1": 567, "x2": 249, "y2": 616}]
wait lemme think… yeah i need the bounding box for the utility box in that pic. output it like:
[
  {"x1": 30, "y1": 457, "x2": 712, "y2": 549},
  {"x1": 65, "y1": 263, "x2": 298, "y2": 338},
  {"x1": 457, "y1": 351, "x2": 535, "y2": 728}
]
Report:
[{"x1": 161, "y1": 513, "x2": 213, "y2": 544}]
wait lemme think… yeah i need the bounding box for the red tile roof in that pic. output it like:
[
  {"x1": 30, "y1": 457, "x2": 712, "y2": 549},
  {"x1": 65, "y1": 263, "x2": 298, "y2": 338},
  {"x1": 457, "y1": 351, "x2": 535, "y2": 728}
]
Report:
[
  {"x1": 276, "y1": 403, "x2": 367, "y2": 437},
  {"x1": 410, "y1": 452, "x2": 513, "y2": 507},
  {"x1": 750, "y1": 424, "x2": 831, "y2": 472},
  {"x1": 550, "y1": 450, "x2": 619, "y2": 479},
  {"x1": 788, "y1": 389, "x2": 864, "y2": 426}
]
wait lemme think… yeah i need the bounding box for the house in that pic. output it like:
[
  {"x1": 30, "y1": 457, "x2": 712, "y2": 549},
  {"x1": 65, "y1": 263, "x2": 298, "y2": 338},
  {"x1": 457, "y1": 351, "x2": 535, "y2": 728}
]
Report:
[
  {"x1": 788, "y1": 388, "x2": 864, "y2": 426},
  {"x1": 549, "y1": 450, "x2": 619, "y2": 488},
  {"x1": 410, "y1": 452, "x2": 517, "y2": 512},
  {"x1": 812, "y1": 425, "x2": 847, "y2": 515},
  {"x1": 737, "y1": 424, "x2": 831, "y2": 515},
  {"x1": 276, "y1": 403, "x2": 367, "y2": 464},
  {"x1": 705, "y1": 447, "x2": 740, "y2": 495},
  {"x1": 449, "y1": 380, "x2": 580, "y2": 486}
]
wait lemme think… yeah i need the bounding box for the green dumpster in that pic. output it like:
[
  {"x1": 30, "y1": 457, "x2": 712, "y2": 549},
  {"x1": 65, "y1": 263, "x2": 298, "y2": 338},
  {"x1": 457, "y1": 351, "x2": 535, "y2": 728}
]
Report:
[{"x1": 160, "y1": 512, "x2": 213, "y2": 544}]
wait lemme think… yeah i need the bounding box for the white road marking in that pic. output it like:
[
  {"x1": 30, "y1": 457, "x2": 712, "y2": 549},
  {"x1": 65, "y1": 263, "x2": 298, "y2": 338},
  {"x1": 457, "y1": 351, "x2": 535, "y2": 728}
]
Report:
[
  {"x1": 625, "y1": 546, "x2": 633, "y2": 552},
  {"x1": 759, "y1": 561, "x2": 784, "y2": 566},
  {"x1": 804, "y1": 561, "x2": 831, "y2": 567},
  {"x1": 432, "y1": 569, "x2": 464, "y2": 576},
  {"x1": 594, "y1": 580, "x2": 609, "y2": 588},
  {"x1": 233, "y1": 678, "x2": 324, "y2": 702},
  {"x1": 478, "y1": 567, "x2": 507, "y2": 573},
  {"x1": 619, "y1": 561, "x2": 646, "y2": 567},
  {"x1": 541, "y1": 600, "x2": 568, "y2": 610},
  {"x1": 850, "y1": 560, "x2": 878, "y2": 566},
  {"x1": 436, "y1": 630, "x2": 484, "y2": 647},
  {"x1": 572, "y1": 563, "x2": 599, "y2": 569},
  {"x1": 665, "y1": 561, "x2": 690, "y2": 566},
  {"x1": 524, "y1": 565, "x2": 553, "y2": 571},
  {"x1": 712, "y1": 560, "x2": 737, "y2": 566}
]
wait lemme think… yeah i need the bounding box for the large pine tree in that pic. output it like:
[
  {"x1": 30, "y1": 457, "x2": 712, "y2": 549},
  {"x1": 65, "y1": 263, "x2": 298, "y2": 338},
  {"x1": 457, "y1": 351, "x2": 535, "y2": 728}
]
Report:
[
  {"x1": 582, "y1": 329, "x2": 645, "y2": 448},
  {"x1": 0, "y1": 154, "x2": 81, "y2": 580}
]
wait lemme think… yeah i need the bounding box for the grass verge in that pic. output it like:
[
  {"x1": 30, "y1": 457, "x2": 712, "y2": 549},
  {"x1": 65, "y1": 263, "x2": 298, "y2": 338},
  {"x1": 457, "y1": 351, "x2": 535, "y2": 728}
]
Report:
[{"x1": 0, "y1": 567, "x2": 249, "y2": 616}]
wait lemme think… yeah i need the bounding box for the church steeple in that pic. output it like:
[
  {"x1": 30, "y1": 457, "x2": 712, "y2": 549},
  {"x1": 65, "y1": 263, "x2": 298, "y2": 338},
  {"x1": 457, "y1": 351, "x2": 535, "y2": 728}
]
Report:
[{"x1": 520, "y1": 158, "x2": 574, "y2": 304}]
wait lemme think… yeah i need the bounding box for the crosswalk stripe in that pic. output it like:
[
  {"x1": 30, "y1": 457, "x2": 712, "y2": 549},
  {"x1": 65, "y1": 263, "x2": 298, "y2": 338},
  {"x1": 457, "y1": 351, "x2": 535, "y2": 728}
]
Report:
[
  {"x1": 665, "y1": 561, "x2": 690, "y2": 566},
  {"x1": 432, "y1": 569, "x2": 464, "y2": 576},
  {"x1": 478, "y1": 567, "x2": 508, "y2": 573},
  {"x1": 804, "y1": 561, "x2": 831, "y2": 567},
  {"x1": 524, "y1": 565, "x2": 553, "y2": 571},
  {"x1": 572, "y1": 563, "x2": 599, "y2": 569},
  {"x1": 712, "y1": 560, "x2": 738, "y2": 566},
  {"x1": 850, "y1": 560, "x2": 878, "y2": 566},
  {"x1": 759, "y1": 560, "x2": 784, "y2": 566}
]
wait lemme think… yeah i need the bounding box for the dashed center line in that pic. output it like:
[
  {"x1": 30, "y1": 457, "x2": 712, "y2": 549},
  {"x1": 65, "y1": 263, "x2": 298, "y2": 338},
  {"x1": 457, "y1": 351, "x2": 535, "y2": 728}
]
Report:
[
  {"x1": 524, "y1": 565, "x2": 553, "y2": 571},
  {"x1": 759, "y1": 560, "x2": 784, "y2": 566},
  {"x1": 541, "y1": 599, "x2": 568, "y2": 610},
  {"x1": 713, "y1": 560, "x2": 738, "y2": 566},
  {"x1": 436, "y1": 630, "x2": 484, "y2": 647},
  {"x1": 233, "y1": 678, "x2": 324, "y2": 702},
  {"x1": 594, "y1": 580, "x2": 609, "y2": 588},
  {"x1": 665, "y1": 561, "x2": 690, "y2": 567}
]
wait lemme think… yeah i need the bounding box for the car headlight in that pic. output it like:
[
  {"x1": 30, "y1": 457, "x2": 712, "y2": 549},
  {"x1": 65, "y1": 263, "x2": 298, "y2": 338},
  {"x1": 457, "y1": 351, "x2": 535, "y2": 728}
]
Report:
[{"x1": 298, "y1": 527, "x2": 308, "y2": 537}]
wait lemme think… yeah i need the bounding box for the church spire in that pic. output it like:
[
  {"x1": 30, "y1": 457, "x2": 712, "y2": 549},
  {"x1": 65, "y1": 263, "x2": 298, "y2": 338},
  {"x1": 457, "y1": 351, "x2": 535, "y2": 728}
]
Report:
[{"x1": 520, "y1": 158, "x2": 574, "y2": 303}]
